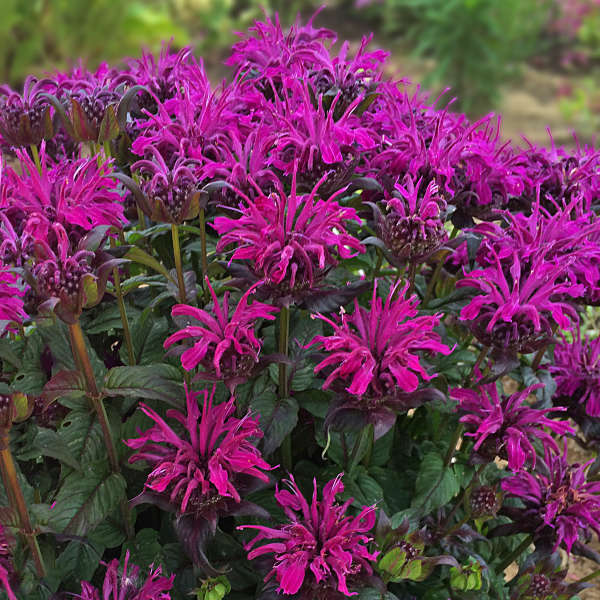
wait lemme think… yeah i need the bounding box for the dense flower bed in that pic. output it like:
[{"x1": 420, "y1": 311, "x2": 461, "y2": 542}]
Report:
[{"x1": 0, "y1": 10, "x2": 599, "y2": 600}]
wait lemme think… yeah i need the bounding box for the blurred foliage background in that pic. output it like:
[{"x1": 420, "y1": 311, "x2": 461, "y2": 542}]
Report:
[{"x1": 2, "y1": 0, "x2": 600, "y2": 142}]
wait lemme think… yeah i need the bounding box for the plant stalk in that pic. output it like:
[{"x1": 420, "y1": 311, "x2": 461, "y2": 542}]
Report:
[
  {"x1": 278, "y1": 306, "x2": 292, "y2": 471},
  {"x1": 0, "y1": 433, "x2": 45, "y2": 577},
  {"x1": 171, "y1": 223, "x2": 187, "y2": 304},
  {"x1": 68, "y1": 321, "x2": 133, "y2": 539},
  {"x1": 29, "y1": 144, "x2": 42, "y2": 175},
  {"x1": 199, "y1": 208, "x2": 208, "y2": 280},
  {"x1": 110, "y1": 236, "x2": 135, "y2": 365},
  {"x1": 497, "y1": 534, "x2": 534, "y2": 573}
]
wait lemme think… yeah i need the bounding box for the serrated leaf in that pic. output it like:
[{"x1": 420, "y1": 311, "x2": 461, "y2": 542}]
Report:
[
  {"x1": 0, "y1": 337, "x2": 22, "y2": 368},
  {"x1": 49, "y1": 464, "x2": 126, "y2": 536},
  {"x1": 121, "y1": 528, "x2": 162, "y2": 569},
  {"x1": 251, "y1": 392, "x2": 298, "y2": 454},
  {"x1": 17, "y1": 426, "x2": 81, "y2": 470},
  {"x1": 59, "y1": 408, "x2": 105, "y2": 466},
  {"x1": 42, "y1": 370, "x2": 86, "y2": 405},
  {"x1": 103, "y1": 364, "x2": 184, "y2": 407},
  {"x1": 55, "y1": 539, "x2": 104, "y2": 583},
  {"x1": 411, "y1": 452, "x2": 459, "y2": 512},
  {"x1": 124, "y1": 246, "x2": 173, "y2": 282},
  {"x1": 85, "y1": 304, "x2": 141, "y2": 335},
  {"x1": 120, "y1": 311, "x2": 169, "y2": 365}
]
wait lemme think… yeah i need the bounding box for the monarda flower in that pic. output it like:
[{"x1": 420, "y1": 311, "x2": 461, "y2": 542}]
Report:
[
  {"x1": 125, "y1": 385, "x2": 272, "y2": 528},
  {"x1": 308, "y1": 279, "x2": 452, "y2": 436},
  {"x1": 28, "y1": 223, "x2": 122, "y2": 323},
  {"x1": 0, "y1": 76, "x2": 55, "y2": 148},
  {"x1": 163, "y1": 279, "x2": 278, "y2": 390},
  {"x1": 371, "y1": 176, "x2": 449, "y2": 264},
  {"x1": 500, "y1": 443, "x2": 600, "y2": 552},
  {"x1": 0, "y1": 264, "x2": 27, "y2": 333},
  {"x1": 451, "y1": 382, "x2": 573, "y2": 471},
  {"x1": 213, "y1": 173, "x2": 364, "y2": 305},
  {"x1": 76, "y1": 551, "x2": 173, "y2": 600},
  {"x1": 131, "y1": 146, "x2": 201, "y2": 224},
  {"x1": 458, "y1": 249, "x2": 582, "y2": 359},
  {"x1": 239, "y1": 474, "x2": 378, "y2": 598},
  {"x1": 550, "y1": 334, "x2": 600, "y2": 418}
]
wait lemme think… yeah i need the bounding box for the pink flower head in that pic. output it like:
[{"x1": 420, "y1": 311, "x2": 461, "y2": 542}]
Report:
[
  {"x1": 164, "y1": 278, "x2": 278, "y2": 390},
  {"x1": 501, "y1": 442, "x2": 600, "y2": 552},
  {"x1": 458, "y1": 249, "x2": 582, "y2": 356},
  {"x1": 309, "y1": 279, "x2": 453, "y2": 399},
  {"x1": 0, "y1": 264, "x2": 27, "y2": 332},
  {"x1": 550, "y1": 333, "x2": 600, "y2": 417},
  {"x1": 0, "y1": 76, "x2": 55, "y2": 147},
  {"x1": 132, "y1": 145, "x2": 201, "y2": 223},
  {"x1": 76, "y1": 551, "x2": 173, "y2": 600},
  {"x1": 239, "y1": 474, "x2": 378, "y2": 598},
  {"x1": 451, "y1": 382, "x2": 574, "y2": 471},
  {"x1": 4, "y1": 145, "x2": 126, "y2": 239},
  {"x1": 125, "y1": 385, "x2": 272, "y2": 522},
  {"x1": 213, "y1": 172, "x2": 364, "y2": 303},
  {"x1": 376, "y1": 175, "x2": 448, "y2": 263}
]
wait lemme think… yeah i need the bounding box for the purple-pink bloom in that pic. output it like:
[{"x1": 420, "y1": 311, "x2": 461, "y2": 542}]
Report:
[
  {"x1": 550, "y1": 333, "x2": 600, "y2": 417},
  {"x1": 239, "y1": 474, "x2": 378, "y2": 598},
  {"x1": 163, "y1": 278, "x2": 278, "y2": 390},
  {"x1": 214, "y1": 172, "x2": 364, "y2": 303},
  {"x1": 0, "y1": 523, "x2": 17, "y2": 600},
  {"x1": 451, "y1": 382, "x2": 574, "y2": 471},
  {"x1": 501, "y1": 443, "x2": 600, "y2": 552},
  {"x1": 125, "y1": 385, "x2": 271, "y2": 520},
  {"x1": 309, "y1": 279, "x2": 453, "y2": 399},
  {"x1": 75, "y1": 551, "x2": 173, "y2": 600},
  {"x1": 458, "y1": 249, "x2": 582, "y2": 355},
  {"x1": 0, "y1": 263, "x2": 27, "y2": 332}
]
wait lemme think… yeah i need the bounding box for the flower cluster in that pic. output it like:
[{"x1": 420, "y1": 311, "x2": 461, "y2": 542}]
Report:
[
  {"x1": 240, "y1": 474, "x2": 378, "y2": 598},
  {"x1": 125, "y1": 385, "x2": 271, "y2": 524},
  {"x1": 76, "y1": 551, "x2": 173, "y2": 600}
]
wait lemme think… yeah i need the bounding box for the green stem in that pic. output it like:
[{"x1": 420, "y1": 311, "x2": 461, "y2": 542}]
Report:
[
  {"x1": 407, "y1": 262, "x2": 417, "y2": 297},
  {"x1": 29, "y1": 144, "x2": 42, "y2": 175},
  {"x1": 373, "y1": 248, "x2": 384, "y2": 281},
  {"x1": 497, "y1": 535, "x2": 534, "y2": 573},
  {"x1": 575, "y1": 567, "x2": 600, "y2": 585},
  {"x1": 0, "y1": 433, "x2": 46, "y2": 577},
  {"x1": 278, "y1": 306, "x2": 292, "y2": 471},
  {"x1": 363, "y1": 424, "x2": 375, "y2": 468},
  {"x1": 423, "y1": 250, "x2": 450, "y2": 306},
  {"x1": 199, "y1": 208, "x2": 208, "y2": 281},
  {"x1": 68, "y1": 321, "x2": 133, "y2": 539},
  {"x1": 110, "y1": 236, "x2": 135, "y2": 365},
  {"x1": 171, "y1": 224, "x2": 187, "y2": 304}
]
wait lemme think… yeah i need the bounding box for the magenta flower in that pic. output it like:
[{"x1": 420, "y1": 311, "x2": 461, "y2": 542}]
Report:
[
  {"x1": 458, "y1": 249, "x2": 582, "y2": 356},
  {"x1": 0, "y1": 264, "x2": 27, "y2": 332},
  {"x1": 125, "y1": 385, "x2": 272, "y2": 524},
  {"x1": 131, "y1": 145, "x2": 201, "y2": 223},
  {"x1": 0, "y1": 76, "x2": 55, "y2": 147},
  {"x1": 4, "y1": 146, "x2": 126, "y2": 238},
  {"x1": 164, "y1": 278, "x2": 278, "y2": 390},
  {"x1": 309, "y1": 279, "x2": 452, "y2": 399},
  {"x1": 75, "y1": 551, "x2": 173, "y2": 600},
  {"x1": 239, "y1": 474, "x2": 378, "y2": 598},
  {"x1": 374, "y1": 176, "x2": 449, "y2": 263},
  {"x1": 451, "y1": 382, "x2": 574, "y2": 471},
  {"x1": 501, "y1": 443, "x2": 600, "y2": 552},
  {"x1": 213, "y1": 173, "x2": 364, "y2": 304},
  {"x1": 550, "y1": 333, "x2": 600, "y2": 417}
]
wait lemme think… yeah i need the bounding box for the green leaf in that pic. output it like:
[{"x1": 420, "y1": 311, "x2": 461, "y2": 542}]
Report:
[
  {"x1": 42, "y1": 370, "x2": 86, "y2": 405},
  {"x1": 411, "y1": 452, "x2": 459, "y2": 512},
  {"x1": 85, "y1": 304, "x2": 141, "y2": 335},
  {"x1": 103, "y1": 364, "x2": 184, "y2": 407},
  {"x1": 48, "y1": 463, "x2": 127, "y2": 536},
  {"x1": 120, "y1": 310, "x2": 169, "y2": 365},
  {"x1": 0, "y1": 337, "x2": 22, "y2": 369},
  {"x1": 121, "y1": 528, "x2": 162, "y2": 569},
  {"x1": 124, "y1": 246, "x2": 174, "y2": 282},
  {"x1": 59, "y1": 408, "x2": 106, "y2": 466},
  {"x1": 55, "y1": 539, "x2": 104, "y2": 583},
  {"x1": 17, "y1": 426, "x2": 81, "y2": 470},
  {"x1": 251, "y1": 391, "x2": 298, "y2": 454}
]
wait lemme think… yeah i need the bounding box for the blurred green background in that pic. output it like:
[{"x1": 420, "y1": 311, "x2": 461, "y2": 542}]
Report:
[{"x1": 2, "y1": 0, "x2": 600, "y2": 144}]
